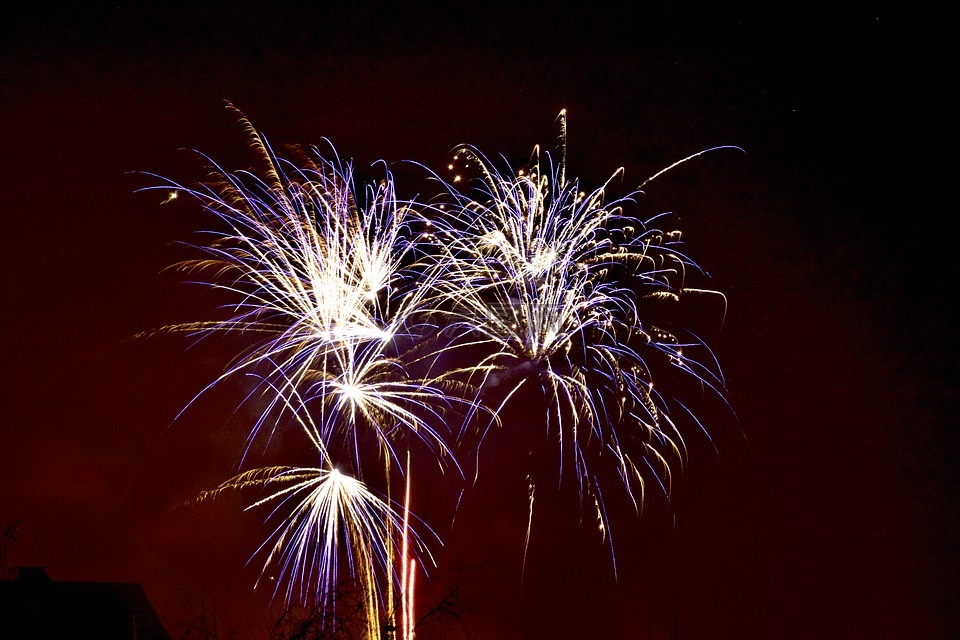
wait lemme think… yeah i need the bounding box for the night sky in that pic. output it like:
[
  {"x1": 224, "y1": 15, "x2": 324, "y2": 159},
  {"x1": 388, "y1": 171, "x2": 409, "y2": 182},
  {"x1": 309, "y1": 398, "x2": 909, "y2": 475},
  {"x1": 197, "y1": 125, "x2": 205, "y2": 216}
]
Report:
[{"x1": 2, "y1": 4, "x2": 955, "y2": 639}]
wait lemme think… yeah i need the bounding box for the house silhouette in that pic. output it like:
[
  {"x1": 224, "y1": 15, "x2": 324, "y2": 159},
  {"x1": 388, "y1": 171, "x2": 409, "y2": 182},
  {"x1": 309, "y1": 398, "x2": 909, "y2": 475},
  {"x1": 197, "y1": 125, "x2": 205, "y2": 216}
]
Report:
[{"x1": 0, "y1": 566, "x2": 172, "y2": 640}]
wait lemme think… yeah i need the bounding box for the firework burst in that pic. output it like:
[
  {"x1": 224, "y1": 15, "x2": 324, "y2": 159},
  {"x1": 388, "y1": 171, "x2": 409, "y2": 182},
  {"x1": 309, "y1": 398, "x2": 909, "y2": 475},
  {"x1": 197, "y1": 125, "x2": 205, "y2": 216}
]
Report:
[
  {"x1": 194, "y1": 464, "x2": 431, "y2": 640},
  {"x1": 415, "y1": 112, "x2": 737, "y2": 574},
  {"x1": 139, "y1": 106, "x2": 736, "y2": 635},
  {"x1": 138, "y1": 108, "x2": 476, "y2": 636},
  {"x1": 138, "y1": 110, "x2": 468, "y2": 466}
]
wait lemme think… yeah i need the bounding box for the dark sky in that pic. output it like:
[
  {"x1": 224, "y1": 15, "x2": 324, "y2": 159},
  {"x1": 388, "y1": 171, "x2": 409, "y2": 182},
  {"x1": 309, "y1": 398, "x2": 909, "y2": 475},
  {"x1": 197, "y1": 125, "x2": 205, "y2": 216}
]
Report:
[{"x1": 1, "y1": 4, "x2": 954, "y2": 639}]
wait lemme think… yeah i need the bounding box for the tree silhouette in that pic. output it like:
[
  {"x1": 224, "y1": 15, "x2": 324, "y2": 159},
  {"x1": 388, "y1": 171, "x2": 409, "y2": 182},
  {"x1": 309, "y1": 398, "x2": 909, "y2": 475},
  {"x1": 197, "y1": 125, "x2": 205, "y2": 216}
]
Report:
[{"x1": 0, "y1": 519, "x2": 19, "y2": 580}]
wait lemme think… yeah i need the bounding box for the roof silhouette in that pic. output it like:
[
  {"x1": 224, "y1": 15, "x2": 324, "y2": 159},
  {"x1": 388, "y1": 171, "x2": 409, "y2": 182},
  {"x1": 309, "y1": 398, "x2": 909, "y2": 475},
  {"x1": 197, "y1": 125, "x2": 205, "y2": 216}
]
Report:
[{"x1": 0, "y1": 566, "x2": 172, "y2": 640}]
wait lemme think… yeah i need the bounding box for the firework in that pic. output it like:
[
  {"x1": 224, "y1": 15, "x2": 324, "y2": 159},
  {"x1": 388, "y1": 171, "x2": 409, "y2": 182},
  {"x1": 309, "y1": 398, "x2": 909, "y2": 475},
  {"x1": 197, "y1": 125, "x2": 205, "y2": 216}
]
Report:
[
  {"x1": 415, "y1": 112, "x2": 736, "y2": 574},
  {"x1": 140, "y1": 106, "x2": 736, "y2": 635},
  {"x1": 138, "y1": 108, "x2": 476, "y2": 635},
  {"x1": 137, "y1": 109, "x2": 476, "y2": 464},
  {"x1": 194, "y1": 464, "x2": 431, "y2": 639}
]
